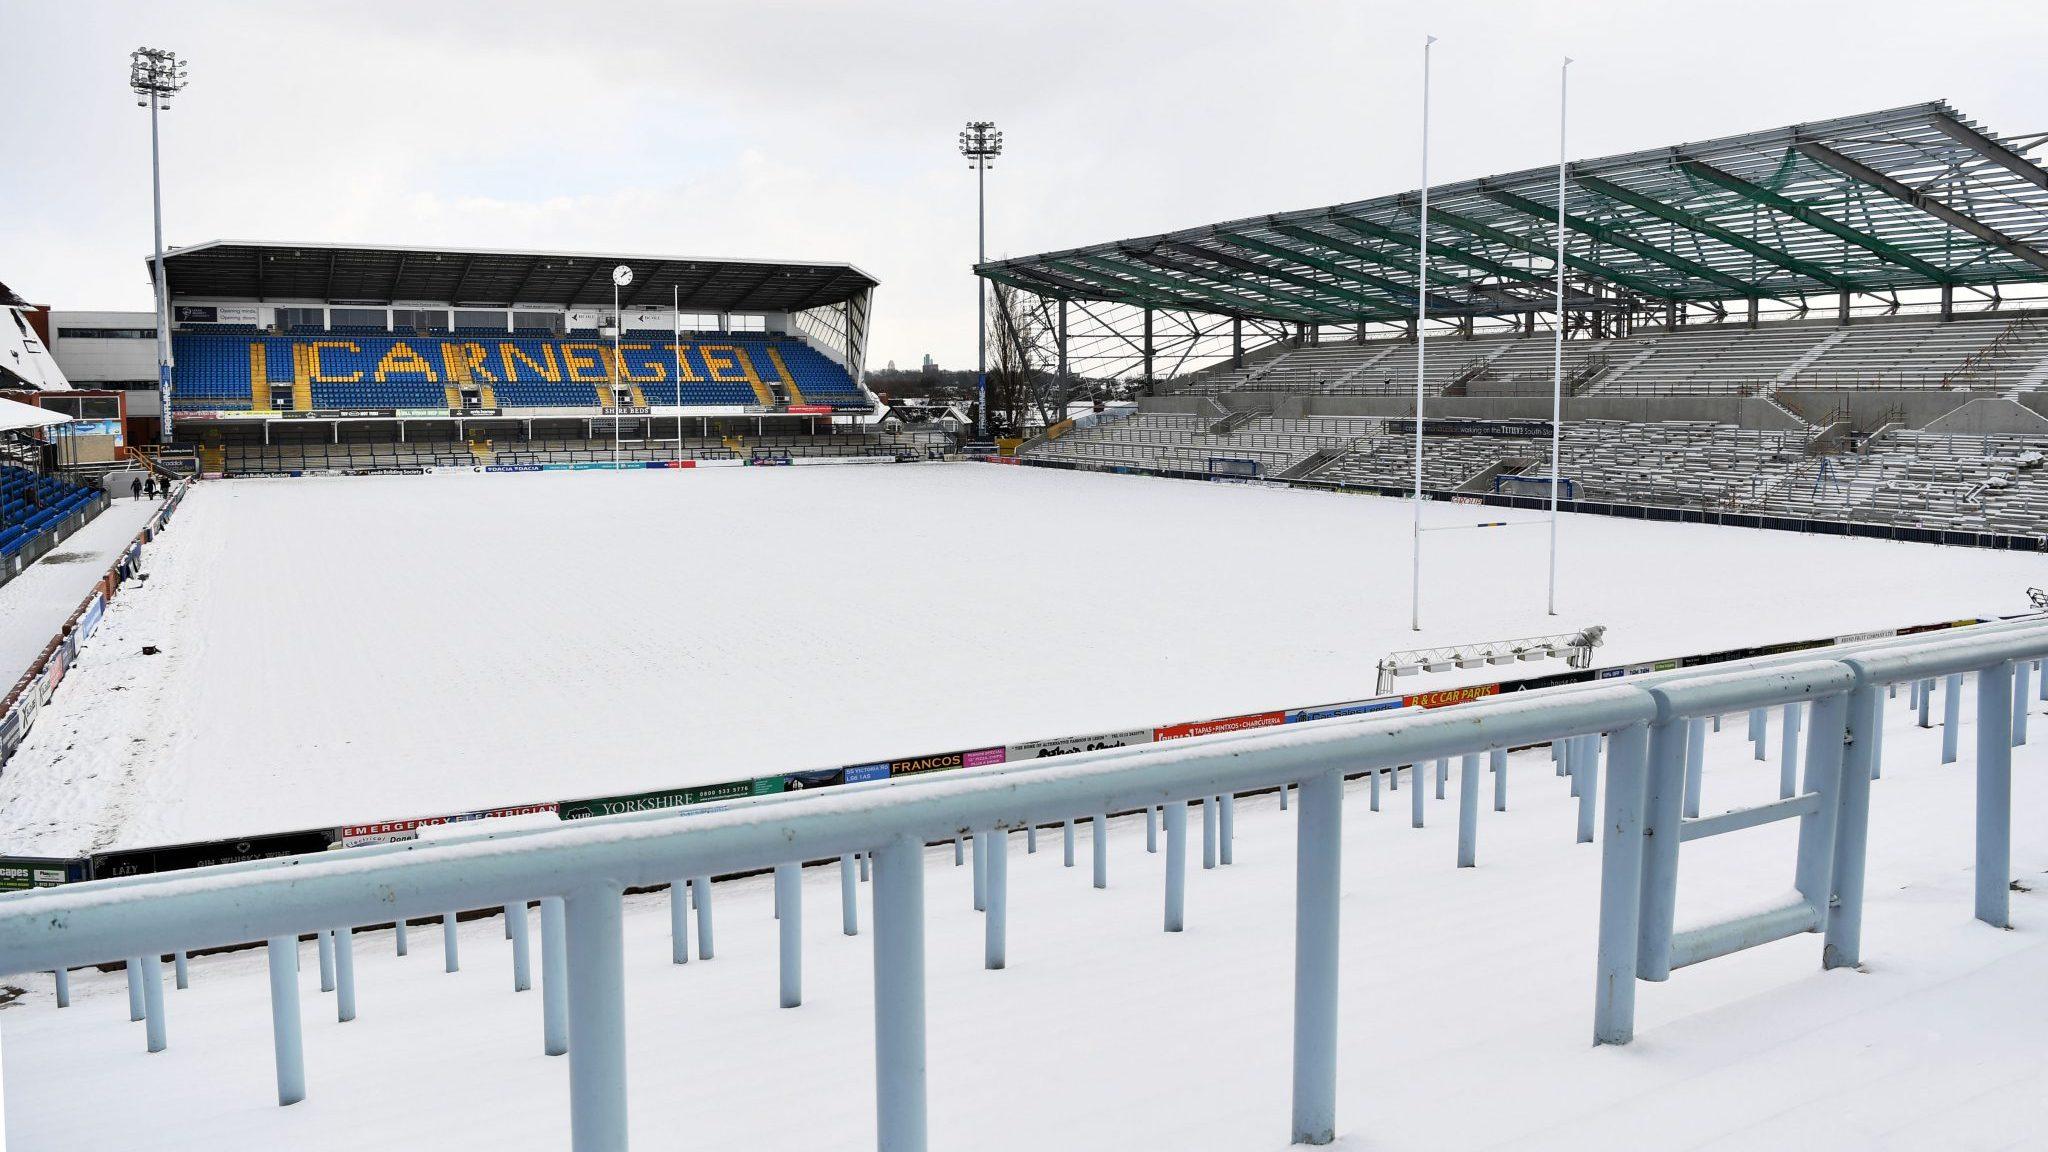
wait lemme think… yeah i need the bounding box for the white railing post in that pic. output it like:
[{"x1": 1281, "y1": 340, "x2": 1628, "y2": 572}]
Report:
[
  {"x1": 565, "y1": 885, "x2": 628, "y2": 1152},
  {"x1": 1917, "y1": 678, "x2": 1933, "y2": 728},
  {"x1": 1063, "y1": 820, "x2": 1075, "y2": 868},
  {"x1": 1290, "y1": 768, "x2": 1343, "y2": 1145},
  {"x1": 1093, "y1": 814, "x2": 1109, "y2": 888},
  {"x1": 127, "y1": 958, "x2": 144, "y2": 1021},
  {"x1": 1491, "y1": 748, "x2": 1508, "y2": 811},
  {"x1": 1942, "y1": 673, "x2": 1962, "y2": 764},
  {"x1": 1456, "y1": 753, "x2": 1480, "y2": 868},
  {"x1": 986, "y1": 830, "x2": 1007, "y2": 970},
  {"x1": 1978, "y1": 660, "x2": 2016, "y2": 928},
  {"x1": 669, "y1": 884, "x2": 690, "y2": 964},
  {"x1": 173, "y1": 950, "x2": 188, "y2": 990},
  {"x1": 1636, "y1": 713, "x2": 1688, "y2": 981},
  {"x1": 1576, "y1": 735, "x2": 1601, "y2": 844},
  {"x1": 53, "y1": 967, "x2": 69, "y2": 1008},
  {"x1": 972, "y1": 831, "x2": 987, "y2": 912},
  {"x1": 1793, "y1": 691, "x2": 1850, "y2": 915},
  {"x1": 1202, "y1": 798, "x2": 1218, "y2": 868},
  {"x1": 872, "y1": 835, "x2": 928, "y2": 1152},
  {"x1": 1593, "y1": 722, "x2": 1651, "y2": 1044},
  {"x1": 509, "y1": 902, "x2": 533, "y2": 990},
  {"x1": 1220, "y1": 795, "x2": 1236, "y2": 865},
  {"x1": 394, "y1": 919, "x2": 408, "y2": 957},
  {"x1": 776, "y1": 863, "x2": 803, "y2": 1008},
  {"x1": 692, "y1": 877, "x2": 714, "y2": 960},
  {"x1": 1410, "y1": 763, "x2": 1425, "y2": 828},
  {"x1": 2012, "y1": 660, "x2": 2031, "y2": 747},
  {"x1": 266, "y1": 936, "x2": 306, "y2": 1106},
  {"x1": 842, "y1": 854, "x2": 860, "y2": 937},
  {"x1": 1434, "y1": 757, "x2": 1448, "y2": 799},
  {"x1": 1750, "y1": 707, "x2": 1767, "y2": 760},
  {"x1": 317, "y1": 928, "x2": 335, "y2": 992},
  {"x1": 1823, "y1": 682, "x2": 1881, "y2": 970},
  {"x1": 1146, "y1": 807, "x2": 1158, "y2": 852},
  {"x1": 1779, "y1": 701, "x2": 1803, "y2": 799},
  {"x1": 1682, "y1": 717, "x2": 1706, "y2": 819},
  {"x1": 541, "y1": 896, "x2": 569, "y2": 1057},
  {"x1": 336, "y1": 926, "x2": 357, "y2": 1021},
  {"x1": 1165, "y1": 800, "x2": 1188, "y2": 932},
  {"x1": 141, "y1": 953, "x2": 167, "y2": 1052},
  {"x1": 1369, "y1": 766, "x2": 1381, "y2": 811},
  {"x1": 443, "y1": 912, "x2": 460, "y2": 973}
]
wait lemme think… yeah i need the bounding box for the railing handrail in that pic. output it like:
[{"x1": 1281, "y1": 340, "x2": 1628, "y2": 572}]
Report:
[{"x1": 8, "y1": 618, "x2": 2048, "y2": 977}]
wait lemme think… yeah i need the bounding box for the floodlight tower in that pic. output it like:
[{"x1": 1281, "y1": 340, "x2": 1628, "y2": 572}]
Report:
[
  {"x1": 131, "y1": 46, "x2": 188, "y2": 442},
  {"x1": 959, "y1": 120, "x2": 1003, "y2": 439}
]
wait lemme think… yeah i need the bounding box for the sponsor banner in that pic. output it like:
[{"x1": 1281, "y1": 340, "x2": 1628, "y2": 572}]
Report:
[
  {"x1": 844, "y1": 762, "x2": 891, "y2": 783},
  {"x1": 751, "y1": 775, "x2": 788, "y2": 796},
  {"x1": 1006, "y1": 727, "x2": 1154, "y2": 760},
  {"x1": 1404, "y1": 684, "x2": 1500, "y2": 709},
  {"x1": 962, "y1": 746, "x2": 1006, "y2": 769},
  {"x1": 1833, "y1": 627, "x2": 1897, "y2": 645},
  {"x1": 600, "y1": 406, "x2": 652, "y2": 416},
  {"x1": 1384, "y1": 417, "x2": 1554, "y2": 439},
  {"x1": 887, "y1": 750, "x2": 967, "y2": 777},
  {"x1": 557, "y1": 778, "x2": 756, "y2": 820},
  {"x1": 1155, "y1": 711, "x2": 1287, "y2": 741},
  {"x1": 788, "y1": 405, "x2": 834, "y2": 415},
  {"x1": 92, "y1": 830, "x2": 338, "y2": 879},
  {"x1": 485, "y1": 464, "x2": 544, "y2": 473},
  {"x1": 335, "y1": 803, "x2": 558, "y2": 847},
  {"x1": 1286, "y1": 697, "x2": 1405, "y2": 724},
  {"x1": 1897, "y1": 619, "x2": 1978, "y2": 637},
  {"x1": 450, "y1": 408, "x2": 503, "y2": 417},
  {"x1": 0, "y1": 856, "x2": 84, "y2": 890},
  {"x1": 783, "y1": 768, "x2": 849, "y2": 791},
  {"x1": 77, "y1": 593, "x2": 106, "y2": 641},
  {"x1": 1596, "y1": 667, "x2": 1625, "y2": 680}
]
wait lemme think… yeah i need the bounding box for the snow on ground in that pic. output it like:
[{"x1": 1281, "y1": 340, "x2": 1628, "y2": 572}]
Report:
[
  {"x1": 0, "y1": 496, "x2": 160, "y2": 686},
  {"x1": 3, "y1": 685, "x2": 2044, "y2": 1151},
  {"x1": 0, "y1": 462, "x2": 2037, "y2": 856}
]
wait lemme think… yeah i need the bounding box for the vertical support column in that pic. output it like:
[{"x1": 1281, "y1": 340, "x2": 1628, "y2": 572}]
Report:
[
  {"x1": 508, "y1": 902, "x2": 532, "y2": 991},
  {"x1": 986, "y1": 830, "x2": 1008, "y2": 970},
  {"x1": 54, "y1": 968, "x2": 70, "y2": 1008},
  {"x1": 1457, "y1": 752, "x2": 1481, "y2": 867},
  {"x1": 1092, "y1": 814, "x2": 1109, "y2": 888},
  {"x1": 842, "y1": 854, "x2": 860, "y2": 937},
  {"x1": 1231, "y1": 315, "x2": 1244, "y2": 369},
  {"x1": 1593, "y1": 723, "x2": 1651, "y2": 1044},
  {"x1": 1577, "y1": 734, "x2": 1600, "y2": 845},
  {"x1": 1780, "y1": 702, "x2": 1803, "y2": 800},
  {"x1": 317, "y1": 929, "x2": 336, "y2": 992},
  {"x1": 443, "y1": 912, "x2": 460, "y2": 973},
  {"x1": 1290, "y1": 769, "x2": 1343, "y2": 1145},
  {"x1": 1750, "y1": 707, "x2": 1767, "y2": 761},
  {"x1": 174, "y1": 951, "x2": 188, "y2": 990},
  {"x1": 266, "y1": 936, "x2": 306, "y2": 1106},
  {"x1": 141, "y1": 953, "x2": 167, "y2": 1053},
  {"x1": 1410, "y1": 763, "x2": 1425, "y2": 828},
  {"x1": 1028, "y1": 825, "x2": 1039, "y2": 855},
  {"x1": 1142, "y1": 307, "x2": 1155, "y2": 388},
  {"x1": 1978, "y1": 661, "x2": 2016, "y2": 929},
  {"x1": 1063, "y1": 821, "x2": 1075, "y2": 868},
  {"x1": 565, "y1": 886, "x2": 628, "y2": 1152},
  {"x1": 127, "y1": 960, "x2": 144, "y2": 1021},
  {"x1": 1146, "y1": 807, "x2": 1158, "y2": 852},
  {"x1": 1165, "y1": 800, "x2": 1188, "y2": 933},
  {"x1": 1682, "y1": 717, "x2": 1706, "y2": 819},
  {"x1": 1280, "y1": 784, "x2": 1290, "y2": 811},
  {"x1": 1636, "y1": 713, "x2": 1688, "y2": 981},
  {"x1": 1793, "y1": 692, "x2": 1851, "y2": 917},
  {"x1": 1917, "y1": 678, "x2": 1933, "y2": 728},
  {"x1": 1824, "y1": 683, "x2": 1880, "y2": 970},
  {"x1": 2013, "y1": 661, "x2": 2031, "y2": 747},
  {"x1": 395, "y1": 919, "x2": 409, "y2": 957},
  {"x1": 972, "y1": 832, "x2": 987, "y2": 912},
  {"x1": 1219, "y1": 795, "x2": 1236, "y2": 866},
  {"x1": 336, "y1": 926, "x2": 357, "y2": 1021},
  {"x1": 1370, "y1": 767, "x2": 1381, "y2": 811},
  {"x1": 873, "y1": 836, "x2": 929, "y2": 1152},
  {"x1": 1435, "y1": 758, "x2": 1447, "y2": 800},
  {"x1": 1942, "y1": 673, "x2": 1963, "y2": 764},
  {"x1": 776, "y1": 863, "x2": 803, "y2": 1008},
  {"x1": 669, "y1": 884, "x2": 690, "y2": 964},
  {"x1": 692, "y1": 877, "x2": 714, "y2": 960},
  {"x1": 1491, "y1": 748, "x2": 1508, "y2": 812},
  {"x1": 1203, "y1": 798, "x2": 1218, "y2": 868},
  {"x1": 541, "y1": 897, "x2": 569, "y2": 1057}
]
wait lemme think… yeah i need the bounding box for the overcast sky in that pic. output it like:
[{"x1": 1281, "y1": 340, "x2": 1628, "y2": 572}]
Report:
[{"x1": 5, "y1": 0, "x2": 2045, "y2": 368}]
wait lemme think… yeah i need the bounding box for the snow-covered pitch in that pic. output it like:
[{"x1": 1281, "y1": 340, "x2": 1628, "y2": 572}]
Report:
[{"x1": 0, "y1": 461, "x2": 2036, "y2": 856}]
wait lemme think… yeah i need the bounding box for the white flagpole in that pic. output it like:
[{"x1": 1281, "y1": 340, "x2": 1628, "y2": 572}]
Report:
[
  {"x1": 673, "y1": 285, "x2": 684, "y2": 467},
  {"x1": 1411, "y1": 34, "x2": 1436, "y2": 633},
  {"x1": 1548, "y1": 56, "x2": 1571, "y2": 616}
]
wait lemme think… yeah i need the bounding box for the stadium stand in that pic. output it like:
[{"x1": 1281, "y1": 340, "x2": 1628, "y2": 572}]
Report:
[
  {"x1": 0, "y1": 466, "x2": 98, "y2": 556},
  {"x1": 170, "y1": 330, "x2": 868, "y2": 412}
]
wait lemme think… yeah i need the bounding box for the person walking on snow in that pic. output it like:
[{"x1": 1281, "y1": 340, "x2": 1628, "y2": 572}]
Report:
[{"x1": 130, "y1": 476, "x2": 142, "y2": 501}]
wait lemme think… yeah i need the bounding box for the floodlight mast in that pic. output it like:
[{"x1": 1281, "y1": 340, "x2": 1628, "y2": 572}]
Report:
[
  {"x1": 131, "y1": 47, "x2": 187, "y2": 444},
  {"x1": 959, "y1": 120, "x2": 1003, "y2": 440}
]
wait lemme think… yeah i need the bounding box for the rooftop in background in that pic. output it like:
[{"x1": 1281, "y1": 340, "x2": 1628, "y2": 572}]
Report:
[
  {"x1": 152, "y1": 241, "x2": 879, "y2": 315},
  {"x1": 979, "y1": 101, "x2": 2048, "y2": 323}
]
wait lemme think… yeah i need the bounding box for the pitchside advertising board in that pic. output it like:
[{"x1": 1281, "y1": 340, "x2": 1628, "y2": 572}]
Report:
[{"x1": 0, "y1": 856, "x2": 87, "y2": 891}]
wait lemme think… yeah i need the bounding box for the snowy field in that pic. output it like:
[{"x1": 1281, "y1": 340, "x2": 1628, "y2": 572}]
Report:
[
  {"x1": 3, "y1": 688, "x2": 2044, "y2": 1151},
  {"x1": 0, "y1": 461, "x2": 2037, "y2": 856}
]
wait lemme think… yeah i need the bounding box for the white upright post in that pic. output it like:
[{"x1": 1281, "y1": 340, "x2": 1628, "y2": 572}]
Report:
[
  {"x1": 1547, "y1": 56, "x2": 1572, "y2": 616},
  {"x1": 1410, "y1": 34, "x2": 1436, "y2": 632},
  {"x1": 673, "y1": 285, "x2": 685, "y2": 465},
  {"x1": 611, "y1": 280, "x2": 621, "y2": 467}
]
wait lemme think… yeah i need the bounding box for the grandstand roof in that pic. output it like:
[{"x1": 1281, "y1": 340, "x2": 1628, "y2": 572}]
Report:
[
  {"x1": 979, "y1": 101, "x2": 2048, "y2": 323},
  {"x1": 152, "y1": 241, "x2": 877, "y2": 314}
]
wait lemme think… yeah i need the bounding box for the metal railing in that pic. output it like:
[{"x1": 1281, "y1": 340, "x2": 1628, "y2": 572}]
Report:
[{"x1": 1, "y1": 618, "x2": 2042, "y2": 1151}]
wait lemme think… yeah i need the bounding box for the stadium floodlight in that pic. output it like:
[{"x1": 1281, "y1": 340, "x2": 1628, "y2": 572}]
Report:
[
  {"x1": 612, "y1": 264, "x2": 633, "y2": 467},
  {"x1": 131, "y1": 46, "x2": 188, "y2": 443},
  {"x1": 959, "y1": 120, "x2": 1003, "y2": 440}
]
